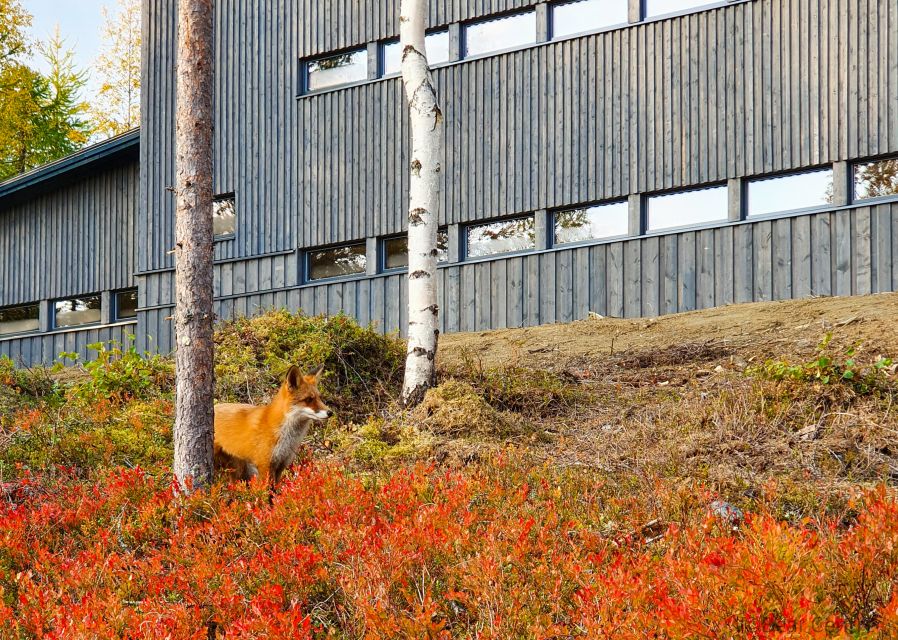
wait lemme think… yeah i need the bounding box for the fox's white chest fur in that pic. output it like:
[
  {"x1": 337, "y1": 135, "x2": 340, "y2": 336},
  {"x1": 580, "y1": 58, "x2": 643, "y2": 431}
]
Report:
[{"x1": 269, "y1": 406, "x2": 313, "y2": 474}]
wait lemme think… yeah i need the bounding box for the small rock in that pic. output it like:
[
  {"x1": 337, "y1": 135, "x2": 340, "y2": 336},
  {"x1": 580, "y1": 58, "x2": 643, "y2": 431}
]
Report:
[
  {"x1": 710, "y1": 500, "x2": 744, "y2": 525},
  {"x1": 714, "y1": 365, "x2": 725, "y2": 373},
  {"x1": 795, "y1": 424, "x2": 819, "y2": 441}
]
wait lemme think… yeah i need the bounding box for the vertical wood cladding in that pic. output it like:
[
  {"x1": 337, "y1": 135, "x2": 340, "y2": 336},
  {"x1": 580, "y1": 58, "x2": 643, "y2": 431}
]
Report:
[
  {"x1": 0, "y1": 161, "x2": 139, "y2": 306},
  {"x1": 134, "y1": 203, "x2": 898, "y2": 351},
  {"x1": 140, "y1": 0, "x2": 897, "y2": 274}
]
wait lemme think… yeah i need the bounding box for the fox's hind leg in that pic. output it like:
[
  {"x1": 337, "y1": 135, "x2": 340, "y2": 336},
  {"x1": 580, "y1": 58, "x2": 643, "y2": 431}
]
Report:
[{"x1": 214, "y1": 446, "x2": 251, "y2": 483}]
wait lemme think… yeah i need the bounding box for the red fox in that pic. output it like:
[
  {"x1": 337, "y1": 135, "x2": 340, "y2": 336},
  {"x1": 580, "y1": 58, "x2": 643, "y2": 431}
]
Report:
[{"x1": 213, "y1": 365, "x2": 332, "y2": 487}]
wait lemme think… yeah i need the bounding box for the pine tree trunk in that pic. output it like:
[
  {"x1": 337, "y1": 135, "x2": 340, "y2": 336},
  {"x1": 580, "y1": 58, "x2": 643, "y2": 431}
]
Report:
[
  {"x1": 400, "y1": 0, "x2": 444, "y2": 407},
  {"x1": 173, "y1": 0, "x2": 215, "y2": 492}
]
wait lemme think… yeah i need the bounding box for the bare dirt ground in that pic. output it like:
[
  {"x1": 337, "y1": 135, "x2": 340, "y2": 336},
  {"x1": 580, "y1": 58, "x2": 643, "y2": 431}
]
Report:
[
  {"x1": 440, "y1": 293, "x2": 898, "y2": 370},
  {"x1": 429, "y1": 294, "x2": 898, "y2": 502}
]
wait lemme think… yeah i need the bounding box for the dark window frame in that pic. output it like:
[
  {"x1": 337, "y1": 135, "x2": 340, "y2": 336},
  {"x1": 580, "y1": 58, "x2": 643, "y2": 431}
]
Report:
[
  {"x1": 551, "y1": 199, "x2": 630, "y2": 248},
  {"x1": 852, "y1": 154, "x2": 898, "y2": 205},
  {"x1": 302, "y1": 46, "x2": 369, "y2": 95},
  {"x1": 380, "y1": 29, "x2": 452, "y2": 77},
  {"x1": 213, "y1": 192, "x2": 237, "y2": 240},
  {"x1": 380, "y1": 229, "x2": 451, "y2": 273},
  {"x1": 461, "y1": 8, "x2": 539, "y2": 60},
  {"x1": 549, "y1": 0, "x2": 629, "y2": 40},
  {"x1": 745, "y1": 166, "x2": 836, "y2": 219},
  {"x1": 52, "y1": 293, "x2": 103, "y2": 331},
  {"x1": 113, "y1": 288, "x2": 139, "y2": 322},
  {"x1": 463, "y1": 213, "x2": 537, "y2": 260},
  {"x1": 304, "y1": 241, "x2": 369, "y2": 283},
  {"x1": 645, "y1": 183, "x2": 729, "y2": 234},
  {"x1": 0, "y1": 302, "x2": 41, "y2": 338}
]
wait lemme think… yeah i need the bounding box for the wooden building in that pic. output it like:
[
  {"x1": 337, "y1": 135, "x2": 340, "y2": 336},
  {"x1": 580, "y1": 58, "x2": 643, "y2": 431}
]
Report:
[{"x1": 2, "y1": 0, "x2": 897, "y2": 365}]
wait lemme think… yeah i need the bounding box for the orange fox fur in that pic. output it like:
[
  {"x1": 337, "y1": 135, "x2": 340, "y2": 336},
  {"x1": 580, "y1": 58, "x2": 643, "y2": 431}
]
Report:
[{"x1": 213, "y1": 365, "x2": 332, "y2": 486}]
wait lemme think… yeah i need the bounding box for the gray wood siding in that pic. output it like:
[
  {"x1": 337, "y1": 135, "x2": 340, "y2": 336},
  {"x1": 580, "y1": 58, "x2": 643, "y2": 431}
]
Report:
[
  {"x1": 0, "y1": 161, "x2": 139, "y2": 306},
  {"x1": 140, "y1": 0, "x2": 898, "y2": 274},
  {"x1": 0, "y1": 323, "x2": 138, "y2": 367},
  {"x1": 135, "y1": 203, "x2": 898, "y2": 353}
]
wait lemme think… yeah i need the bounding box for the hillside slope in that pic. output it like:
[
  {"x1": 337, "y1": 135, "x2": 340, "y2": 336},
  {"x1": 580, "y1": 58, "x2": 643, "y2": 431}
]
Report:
[{"x1": 1, "y1": 295, "x2": 897, "y2": 637}]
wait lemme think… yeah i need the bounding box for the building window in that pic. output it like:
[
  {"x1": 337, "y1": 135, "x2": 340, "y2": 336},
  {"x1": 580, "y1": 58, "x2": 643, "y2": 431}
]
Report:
[
  {"x1": 115, "y1": 289, "x2": 138, "y2": 321},
  {"x1": 54, "y1": 295, "x2": 102, "y2": 329},
  {"x1": 747, "y1": 169, "x2": 834, "y2": 217},
  {"x1": 551, "y1": 0, "x2": 628, "y2": 39},
  {"x1": 0, "y1": 303, "x2": 39, "y2": 337},
  {"x1": 854, "y1": 157, "x2": 898, "y2": 201},
  {"x1": 382, "y1": 31, "x2": 450, "y2": 76},
  {"x1": 382, "y1": 230, "x2": 450, "y2": 270},
  {"x1": 305, "y1": 48, "x2": 367, "y2": 92},
  {"x1": 213, "y1": 194, "x2": 237, "y2": 237},
  {"x1": 307, "y1": 243, "x2": 367, "y2": 281},
  {"x1": 464, "y1": 11, "x2": 537, "y2": 58},
  {"x1": 554, "y1": 201, "x2": 629, "y2": 245},
  {"x1": 466, "y1": 215, "x2": 536, "y2": 258},
  {"x1": 647, "y1": 185, "x2": 727, "y2": 232},
  {"x1": 644, "y1": 0, "x2": 718, "y2": 19}
]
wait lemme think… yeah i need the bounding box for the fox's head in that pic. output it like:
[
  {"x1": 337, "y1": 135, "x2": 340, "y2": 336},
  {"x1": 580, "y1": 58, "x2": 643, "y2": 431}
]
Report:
[{"x1": 283, "y1": 364, "x2": 333, "y2": 421}]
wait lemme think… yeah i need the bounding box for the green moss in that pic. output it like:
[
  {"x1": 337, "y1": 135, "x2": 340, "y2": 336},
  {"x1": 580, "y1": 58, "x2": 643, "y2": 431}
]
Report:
[{"x1": 214, "y1": 310, "x2": 406, "y2": 422}]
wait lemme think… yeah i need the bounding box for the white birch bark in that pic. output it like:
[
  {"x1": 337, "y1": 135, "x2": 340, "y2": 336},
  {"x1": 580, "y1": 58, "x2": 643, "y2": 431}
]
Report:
[
  {"x1": 400, "y1": 0, "x2": 443, "y2": 407},
  {"x1": 173, "y1": 0, "x2": 215, "y2": 492}
]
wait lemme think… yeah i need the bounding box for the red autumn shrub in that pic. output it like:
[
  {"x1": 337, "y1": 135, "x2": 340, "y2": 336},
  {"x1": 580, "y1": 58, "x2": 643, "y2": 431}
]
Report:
[{"x1": 0, "y1": 462, "x2": 895, "y2": 639}]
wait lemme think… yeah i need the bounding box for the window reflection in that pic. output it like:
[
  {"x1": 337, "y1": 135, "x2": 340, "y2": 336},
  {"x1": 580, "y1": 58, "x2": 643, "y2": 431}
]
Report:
[
  {"x1": 307, "y1": 49, "x2": 367, "y2": 91},
  {"x1": 552, "y1": 0, "x2": 628, "y2": 39},
  {"x1": 854, "y1": 158, "x2": 898, "y2": 201},
  {"x1": 115, "y1": 289, "x2": 139, "y2": 320},
  {"x1": 308, "y1": 243, "x2": 367, "y2": 281},
  {"x1": 554, "y1": 201, "x2": 629, "y2": 245},
  {"x1": 644, "y1": 0, "x2": 717, "y2": 18},
  {"x1": 747, "y1": 169, "x2": 834, "y2": 217},
  {"x1": 0, "y1": 304, "x2": 39, "y2": 336},
  {"x1": 647, "y1": 186, "x2": 727, "y2": 232},
  {"x1": 213, "y1": 195, "x2": 236, "y2": 237},
  {"x1": 383, "y1": 231, "x2": 450, "y2": 270},
  {"x1": 467, "y1": 216, "x2": 535, "y2": 258},
  {"x1": 55, "y1": 295, "x2": 102, "y2": 329},
  {"x1": 464, "y1": 11, "x2": 537, "y2": 58},
  {"x1": 382, "y1": 31, "x2": 450, "y2": 76}
]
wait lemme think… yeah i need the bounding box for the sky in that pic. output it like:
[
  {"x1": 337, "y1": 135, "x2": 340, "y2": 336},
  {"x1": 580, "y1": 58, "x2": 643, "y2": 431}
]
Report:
[{"x1": 25, "y1": 0, "x2": 110, "y2": 99}]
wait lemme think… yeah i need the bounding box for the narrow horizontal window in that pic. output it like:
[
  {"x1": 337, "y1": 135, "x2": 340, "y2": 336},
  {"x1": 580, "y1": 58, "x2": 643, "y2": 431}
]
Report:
[
  {"x1": 307, "y1": 243, "x2": 367, "y2": 281},
  {"x1": 644, "y1": 0, "x2": 718, "y2": 19},
  {"x1": 552, "y1": 0, "x2": 628, "y2": 39},
  {"x1": 383, "y1": 230, "x2": 450, "y2": 270},
  {"x1": 747, "y1": 169, "x2": 834, "y2": 217},
  {"x1": 466, "y1": 215, "x2": 535, "y2": 258},
  {"x1": 464, "y1": 11, "x2": 537, "y2": 58},
  {"x1": 54, "y1": 295, "x2": 101, "y2": 329},
  {"x1": 554, "y1": 201, "x2": 629, "y2": 245},
  {"x1": 647, "y1": 186, "x2": 727, "y2": 232},
  {"x1": 854, "y1": 157, "x2": 898, "y2": 201},
  {"x1": 213, "y1": 194, "x2": 236, "y2": 237},
  {"x1": 306, "y1": 49, "x2": 367, "y2": 92},
  {"x1": 115, "y1": 289, "x2": 139, "y2": 321},
  {"x1": 0, "y1": 303, "x2": 39, "y2": 337},
  {"x1": 382, "y1": 31, "x2": 450, "y2": 76}
]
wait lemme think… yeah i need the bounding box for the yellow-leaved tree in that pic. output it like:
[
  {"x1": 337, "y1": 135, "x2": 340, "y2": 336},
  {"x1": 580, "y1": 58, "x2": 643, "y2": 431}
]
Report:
[{"x1": 89, "y1": 0, "x2": 141, "y2": 140}]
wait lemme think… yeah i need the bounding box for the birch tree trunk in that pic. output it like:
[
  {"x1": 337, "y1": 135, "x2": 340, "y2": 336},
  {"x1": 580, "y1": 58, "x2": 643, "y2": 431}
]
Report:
[
  {"x1": 400, "y1": 0, "x2": 444, "y2": 407},
  {"x1": 173, "y1": 0, "x2": 215, "y2": 492}
]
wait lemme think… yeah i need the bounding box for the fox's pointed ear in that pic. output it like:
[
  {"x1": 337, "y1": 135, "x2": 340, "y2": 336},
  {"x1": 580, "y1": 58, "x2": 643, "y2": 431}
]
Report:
[
  {"x1": 306, "y1": 364, "x2": 325, "y2": 381},
  {"x1": 285, "y1": 365, "x2": 302, "y2": 390}
]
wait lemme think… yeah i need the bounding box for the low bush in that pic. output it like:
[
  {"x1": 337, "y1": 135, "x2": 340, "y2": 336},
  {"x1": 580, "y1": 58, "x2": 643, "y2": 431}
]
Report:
[
  {"x1": 214, "y1": 310, "x2": 406, "y2": 421},
  {"x1": 749, "y1": 333, "x2": 896, "y2": 396},
  {"x1": 0, "y1": 462, "x2": 895, "y2": 638},
  {"x1": 444, "y1": 352, "x2": 585, "y2": 419}
]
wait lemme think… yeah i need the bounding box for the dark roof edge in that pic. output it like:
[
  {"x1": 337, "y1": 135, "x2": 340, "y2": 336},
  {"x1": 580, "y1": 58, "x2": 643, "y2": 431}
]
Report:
[{"x1": 0, "y1": 128, "x2": 140, "y2": 203}]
